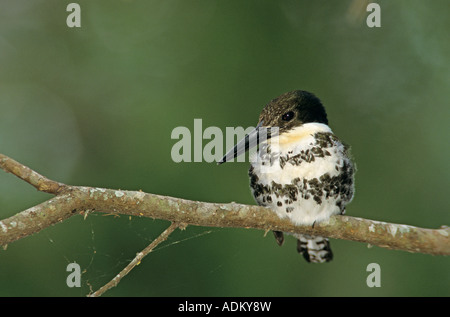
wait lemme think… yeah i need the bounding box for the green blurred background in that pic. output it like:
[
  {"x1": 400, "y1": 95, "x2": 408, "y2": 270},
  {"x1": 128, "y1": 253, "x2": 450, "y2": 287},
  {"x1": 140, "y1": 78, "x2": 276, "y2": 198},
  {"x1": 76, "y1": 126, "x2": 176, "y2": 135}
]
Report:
[{"x1": 0, "y1": 0, "x2": 449, "y2": 297}]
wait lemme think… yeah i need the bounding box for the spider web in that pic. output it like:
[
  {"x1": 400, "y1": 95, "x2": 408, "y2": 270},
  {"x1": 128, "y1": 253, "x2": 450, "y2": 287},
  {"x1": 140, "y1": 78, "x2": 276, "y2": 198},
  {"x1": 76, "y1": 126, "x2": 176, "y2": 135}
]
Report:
[{"x1": 44, "y1": 213, "x2": 216, "y2": 295}]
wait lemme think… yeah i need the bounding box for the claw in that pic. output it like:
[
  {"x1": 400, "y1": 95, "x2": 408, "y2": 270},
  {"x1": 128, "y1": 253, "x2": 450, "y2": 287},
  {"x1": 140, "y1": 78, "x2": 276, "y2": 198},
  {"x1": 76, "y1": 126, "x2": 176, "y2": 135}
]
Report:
[{"x1": 273, "y1": 231, "x2": 284, "y2": 246}]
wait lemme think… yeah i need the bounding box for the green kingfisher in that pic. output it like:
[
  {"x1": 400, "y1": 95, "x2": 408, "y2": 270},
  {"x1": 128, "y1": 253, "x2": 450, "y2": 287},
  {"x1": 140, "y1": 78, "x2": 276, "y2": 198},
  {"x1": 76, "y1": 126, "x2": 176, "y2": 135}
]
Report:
[{"x1": 218, "y1": 90, "x2": 355, "y2": 263}]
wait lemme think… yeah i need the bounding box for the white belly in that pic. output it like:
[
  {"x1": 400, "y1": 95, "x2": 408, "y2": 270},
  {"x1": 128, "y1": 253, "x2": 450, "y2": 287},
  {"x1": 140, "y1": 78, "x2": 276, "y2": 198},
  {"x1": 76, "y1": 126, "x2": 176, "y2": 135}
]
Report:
[{"x1": 249, "y1": 123, "x2": 354, "y2": 226}]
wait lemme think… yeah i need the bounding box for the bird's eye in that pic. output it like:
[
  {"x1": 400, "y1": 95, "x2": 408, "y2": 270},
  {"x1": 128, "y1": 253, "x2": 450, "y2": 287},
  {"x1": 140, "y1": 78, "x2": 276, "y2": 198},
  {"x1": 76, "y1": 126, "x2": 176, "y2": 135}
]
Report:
[{"x1": 281, "y1": 111, "x2": 295, "y2": 122}]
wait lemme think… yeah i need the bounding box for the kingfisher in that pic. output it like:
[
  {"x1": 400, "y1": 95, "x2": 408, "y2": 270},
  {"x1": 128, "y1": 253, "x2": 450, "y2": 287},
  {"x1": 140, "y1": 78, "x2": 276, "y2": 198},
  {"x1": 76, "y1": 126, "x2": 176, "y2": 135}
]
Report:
[{"x1": 218, "y1": 90, "x2": 355, "y2": 263}]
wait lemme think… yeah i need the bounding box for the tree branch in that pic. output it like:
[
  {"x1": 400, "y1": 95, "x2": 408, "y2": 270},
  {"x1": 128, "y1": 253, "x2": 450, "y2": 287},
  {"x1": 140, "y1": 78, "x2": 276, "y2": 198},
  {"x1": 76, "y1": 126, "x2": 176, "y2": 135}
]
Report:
[
  {"x1": 88, "y1": 222, "x2": 181, "y2": 297},
  {"x1": 1, "y1": 153, "x2": 449, "y2": 257},
  {"x1": 0, "y1": 154, "x2": 67, "y2": 194}
]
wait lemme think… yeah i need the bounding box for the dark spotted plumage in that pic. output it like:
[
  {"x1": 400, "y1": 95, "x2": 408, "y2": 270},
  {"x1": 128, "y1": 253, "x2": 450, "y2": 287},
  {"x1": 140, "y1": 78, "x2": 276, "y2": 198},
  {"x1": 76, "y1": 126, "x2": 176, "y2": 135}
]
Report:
[{"x1": 219, "y1": 90, "x2": 355, "y2": 263}]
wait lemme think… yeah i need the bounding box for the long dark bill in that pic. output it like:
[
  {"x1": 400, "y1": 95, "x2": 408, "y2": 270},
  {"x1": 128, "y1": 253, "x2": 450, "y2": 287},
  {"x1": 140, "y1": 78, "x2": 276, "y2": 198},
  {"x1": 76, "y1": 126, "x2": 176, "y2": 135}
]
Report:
[{"x1": 217, "y1": 121, "x2": 277, "y2": 165}]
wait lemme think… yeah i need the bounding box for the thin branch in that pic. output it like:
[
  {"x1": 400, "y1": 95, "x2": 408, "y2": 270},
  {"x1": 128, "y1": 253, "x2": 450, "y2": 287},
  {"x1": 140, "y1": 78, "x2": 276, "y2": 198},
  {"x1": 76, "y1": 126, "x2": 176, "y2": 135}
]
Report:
[
  {"x1": 1, "y1": 153, "x2": 449, "y2": 257},
  {"x1": 88, "y1": 222, "x2": 180, "y2": 297},
  {"x1": 0, "y1": 154, "x2": 66, "y2": 194}
]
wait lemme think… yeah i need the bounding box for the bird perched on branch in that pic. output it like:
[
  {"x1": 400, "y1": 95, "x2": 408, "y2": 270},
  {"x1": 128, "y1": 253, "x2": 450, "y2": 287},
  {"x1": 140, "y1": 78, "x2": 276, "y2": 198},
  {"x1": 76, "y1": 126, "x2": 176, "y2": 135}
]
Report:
[{"x1": 219, "y1": 90, "x2": 355, "y2": 263}]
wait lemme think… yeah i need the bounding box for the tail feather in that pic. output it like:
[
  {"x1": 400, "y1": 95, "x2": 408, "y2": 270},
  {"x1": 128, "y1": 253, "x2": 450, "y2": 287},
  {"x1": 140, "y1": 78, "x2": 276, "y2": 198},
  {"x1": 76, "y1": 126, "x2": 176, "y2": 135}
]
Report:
[{"x1": 295, "y1": 234, "x2": 333, "y2": 263}]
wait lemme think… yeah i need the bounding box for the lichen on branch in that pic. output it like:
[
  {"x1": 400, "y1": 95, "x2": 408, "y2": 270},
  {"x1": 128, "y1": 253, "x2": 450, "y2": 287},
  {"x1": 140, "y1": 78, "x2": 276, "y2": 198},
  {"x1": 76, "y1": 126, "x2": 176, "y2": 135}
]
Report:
[{"x1": 0, "y1": 153, "x2": 449, "y2": 256}]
